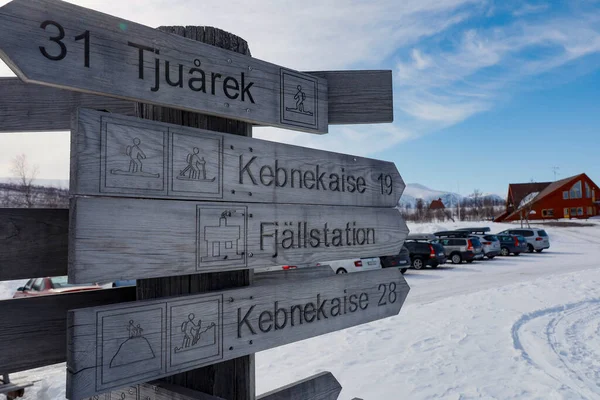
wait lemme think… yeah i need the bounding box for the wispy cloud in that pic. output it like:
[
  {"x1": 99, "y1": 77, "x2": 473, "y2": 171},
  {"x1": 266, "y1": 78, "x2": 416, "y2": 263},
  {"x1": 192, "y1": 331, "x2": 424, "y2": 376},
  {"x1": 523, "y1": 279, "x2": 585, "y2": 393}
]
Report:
[
  {"x1": 394, "y1": 10, "x2": 600, "y2": 132},
  {"x1": 0, "y1": 0, "x2": 600, "y2": 176},
  {"x1": 513, "y1": 3, "x2": 550, "y2": 17}
]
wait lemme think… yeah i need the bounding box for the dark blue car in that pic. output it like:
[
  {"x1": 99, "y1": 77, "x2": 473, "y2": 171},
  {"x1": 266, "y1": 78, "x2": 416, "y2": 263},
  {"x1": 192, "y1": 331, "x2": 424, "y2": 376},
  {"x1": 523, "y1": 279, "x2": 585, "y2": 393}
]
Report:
[{"x1": 497, "y1": 234, "x2": 527, "y2": 256}]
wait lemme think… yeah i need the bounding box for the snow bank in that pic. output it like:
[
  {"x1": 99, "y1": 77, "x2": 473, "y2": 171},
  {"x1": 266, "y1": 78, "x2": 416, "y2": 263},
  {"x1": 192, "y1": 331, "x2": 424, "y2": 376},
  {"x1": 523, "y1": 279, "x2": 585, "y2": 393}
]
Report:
[{"x1": 7, "y1": 221, "x2": 600, "y2": 399}]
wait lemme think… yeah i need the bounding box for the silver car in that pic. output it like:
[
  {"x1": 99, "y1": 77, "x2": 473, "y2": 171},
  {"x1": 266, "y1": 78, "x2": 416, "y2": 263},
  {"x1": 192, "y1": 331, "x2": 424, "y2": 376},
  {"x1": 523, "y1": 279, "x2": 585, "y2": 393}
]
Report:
[
  {"x1": 497, "y1": 228, "x2": 550, "y2": 253},
  {"x1": 434, "y1": 231, "x2": 485, "y2": 264},
  {"x1": 457, "y1": 228, "x2": 501, "y2": 259}
]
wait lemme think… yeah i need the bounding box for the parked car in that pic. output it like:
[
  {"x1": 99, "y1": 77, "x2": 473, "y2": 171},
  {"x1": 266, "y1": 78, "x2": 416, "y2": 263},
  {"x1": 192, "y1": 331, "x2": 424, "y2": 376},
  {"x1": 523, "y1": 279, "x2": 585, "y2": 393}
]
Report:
[
  {"x1": 380, "y1": 246, "x2": 411, "y2": 274},
  {"x1": 497, "y1": 234, "x2": 527, "y2": 256},
  {"x1": 497, "y1": 228, "x2": 550, "y2": 253},
  {"x1": 404, "y1": 235, "x2": 447, "y2": 269},
  {"x1": 433, "y1": 231, "x2": 484, "y2": 264},
  {"x1": 456, "y1": 228, "x2": 501, "y2": 259},
  {"x1": 13, "y1": 276, "x2": 102, "y2": 298},
  {"x1": 317, "y1": 257, "x2": 381, "y2": 274}
]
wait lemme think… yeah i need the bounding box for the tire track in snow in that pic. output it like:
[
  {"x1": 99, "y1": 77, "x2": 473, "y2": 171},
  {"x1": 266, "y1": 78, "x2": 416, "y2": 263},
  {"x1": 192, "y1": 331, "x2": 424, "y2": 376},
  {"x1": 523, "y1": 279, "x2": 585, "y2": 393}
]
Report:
[
  {"x1": 512, "y1": 299, "x2": 600, "y2": 399},
  {"x1": 559, "y1": 229, "x2": 600, "y2": 245}
]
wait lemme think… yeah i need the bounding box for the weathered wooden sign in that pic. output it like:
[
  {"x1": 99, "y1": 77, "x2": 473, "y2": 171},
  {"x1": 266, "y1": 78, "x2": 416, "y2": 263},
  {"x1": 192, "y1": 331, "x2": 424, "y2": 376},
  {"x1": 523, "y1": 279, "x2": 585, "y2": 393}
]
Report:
[
  {"x1": 69, "y1": 197, "x2": 408, "y2": 283},
  {"x1": 256, "y1": 371, "x2": 342, "y2": 400},
  {"x1": 99, "y1": 371, "x2": 340, "y2": 400},
  {"x1": 0, "y1": 0, "x2": 328, "y2": 133},
  {"x1": 0, "y1": 77, "x2": 136, "y2": 132},
  {"x1": 67, "y1": 268, "x2": 409, "y2": 399},
  {"x1": 88, "y1": 382, "x2": 226, "y2": 400},
  {"x1": 0, "y1": 71, "x2": 392, "y2": 132},
  {"x1": 0, "y1": 267, "x2": 332, "y2": 375},
  {"x1": 71, "y1": 109, "x2": 404, "y2": 207}
]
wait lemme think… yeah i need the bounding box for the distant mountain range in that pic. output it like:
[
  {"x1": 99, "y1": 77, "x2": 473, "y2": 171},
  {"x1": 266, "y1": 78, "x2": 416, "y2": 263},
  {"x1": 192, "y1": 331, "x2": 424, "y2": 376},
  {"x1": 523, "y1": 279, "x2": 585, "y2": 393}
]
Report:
[
  {"x1": 0, "y1": 177, "x2": 505, "y2": 208},
  {"x1": 399, "y1": 183, "x2": 504, "y2": 208}
]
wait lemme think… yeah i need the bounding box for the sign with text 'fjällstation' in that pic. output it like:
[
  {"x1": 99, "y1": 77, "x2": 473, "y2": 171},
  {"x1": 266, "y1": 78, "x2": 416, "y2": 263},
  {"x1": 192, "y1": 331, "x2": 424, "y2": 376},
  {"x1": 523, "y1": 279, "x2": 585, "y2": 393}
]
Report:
[
  {"x1": 71, "y1": 109, "x2": 404, "y2": 207},
  {"x1": 67, "y1": 268, "x2": 409, "y2": 399},
  {"x1": 0, "y1": 0, "x2": 328, "y2": 133},
  {"x1": 69, "y1": 197, "x2": 408, "y2": 283}
]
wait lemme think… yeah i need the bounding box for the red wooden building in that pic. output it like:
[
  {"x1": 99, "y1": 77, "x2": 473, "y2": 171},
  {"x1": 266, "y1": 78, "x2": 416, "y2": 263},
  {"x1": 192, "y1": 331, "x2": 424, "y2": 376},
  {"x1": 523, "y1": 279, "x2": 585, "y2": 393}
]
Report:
[
  {"x1": 495, "y1": 173, "x2": 599, "y2": 222},
  {"x1": 429, "y1": 198, "x2": 445, "y2": 210}
]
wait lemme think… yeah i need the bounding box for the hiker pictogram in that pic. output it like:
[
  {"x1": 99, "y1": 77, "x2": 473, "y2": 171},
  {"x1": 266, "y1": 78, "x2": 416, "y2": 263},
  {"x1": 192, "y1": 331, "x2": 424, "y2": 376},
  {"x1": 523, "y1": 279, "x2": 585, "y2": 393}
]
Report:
[
  {"x1": 177, "y1": 147, "x2": 215, "y2": 182},
  {"x1": 174, "y1": 313, "x2": 217, "y2": 353}
]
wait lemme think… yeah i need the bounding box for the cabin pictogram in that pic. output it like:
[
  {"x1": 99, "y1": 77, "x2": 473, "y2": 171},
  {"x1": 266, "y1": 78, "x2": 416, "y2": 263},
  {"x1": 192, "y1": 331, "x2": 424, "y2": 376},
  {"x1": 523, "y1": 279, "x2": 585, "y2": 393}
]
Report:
[{"x1": 201, "y1": 210, "x2": 243, "y2": 262}]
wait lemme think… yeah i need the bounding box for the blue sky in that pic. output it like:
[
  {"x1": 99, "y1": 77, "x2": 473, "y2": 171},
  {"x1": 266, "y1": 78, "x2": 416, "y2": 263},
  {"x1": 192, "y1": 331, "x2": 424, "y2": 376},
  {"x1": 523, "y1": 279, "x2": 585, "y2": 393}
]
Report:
[{"x1": 0, "y1": 0, "x2": 598, "y2": 196}]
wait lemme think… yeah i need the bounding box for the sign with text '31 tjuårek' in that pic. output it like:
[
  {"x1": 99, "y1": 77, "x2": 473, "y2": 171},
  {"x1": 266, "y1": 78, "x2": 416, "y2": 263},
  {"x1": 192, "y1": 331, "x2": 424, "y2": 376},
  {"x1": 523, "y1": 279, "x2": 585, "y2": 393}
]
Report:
[{"x1": 0, "y1": 0, "x2": 328, "y2": 133}]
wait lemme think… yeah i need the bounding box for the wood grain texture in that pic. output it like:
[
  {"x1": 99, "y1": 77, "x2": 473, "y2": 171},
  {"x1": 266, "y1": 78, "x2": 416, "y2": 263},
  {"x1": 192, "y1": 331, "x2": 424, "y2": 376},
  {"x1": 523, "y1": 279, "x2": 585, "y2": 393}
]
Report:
[
  {"x1": 0, "y1": 78, "x2": 135, "y2": 132},
  {"x1": 68, "y1": 197, "x2": 408, "y2": 283},
  {"x1": 0, "y1": 267, "x2": 329, "y2": 374},
  {"x1": 253, "y1": 266, "x2": 334, "y2": 286},
  {"x1": 257, "y1": 372, "x2": 341, "y2": 400},
  {"x1": 0, "y1": 208, "x2": 68, "y2": 281},
  {"x1": 0, "y1": 0, "x2": 328, "y2": 133},
  {"x1": 0, "y1": 70, "x2": 392, "y2": 133},
  {"x1": 67, "y1": 268, "x2": 409, "y2": 399},
  {"x1": 132, "y1": 25, "x2": 256, "y2": 400},
  {"x1": 308, "y1": 71, "x2": 393, "y2": 125},
  {"x1": 0, "y1": 287, "x2": 135, "y2": 374},
  {"x1": 70, "y1": 109, "x2": 404, "y2": 207},
  {"x1": 91, "y1": 382, "x2": 226, "y2": 400}
]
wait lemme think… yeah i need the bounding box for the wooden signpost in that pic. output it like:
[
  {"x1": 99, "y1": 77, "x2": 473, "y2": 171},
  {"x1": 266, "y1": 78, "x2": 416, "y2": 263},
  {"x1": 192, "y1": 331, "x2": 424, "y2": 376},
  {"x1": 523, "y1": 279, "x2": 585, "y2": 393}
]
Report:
[
  {"x1": 0, "y1": 71, "x2": 393, "y2": 132},
  {"x1": 71, "y1": 109, "x2": 404, "y2": 207},
  {"x1": 0, "y1": 1, "x2": 408, "y2": 399},
  {"x1": 96, "y1": 371, "x2": 341, "y2": 400},
  {"x1": 67, "y1": 268, "x2": 408, "y2": 399},
  {"x1": 69, "y1": 197, "x2": 408, "y2": 283},
  {"x1": 256, "y1": 371, "x2": 342, "y2": 400},
  {"x1": 0, "y1": 0, "x2": 329, "y2": 134}
]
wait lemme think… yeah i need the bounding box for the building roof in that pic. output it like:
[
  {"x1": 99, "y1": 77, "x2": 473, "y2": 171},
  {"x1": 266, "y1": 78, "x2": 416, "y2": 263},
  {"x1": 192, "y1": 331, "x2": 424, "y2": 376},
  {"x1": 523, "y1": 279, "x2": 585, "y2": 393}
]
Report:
[
  {"x1": 508, "y1": 182, "x2": 551, "y2": 209},
  {"x1": 503, "y1": 173, "x2": 586, "y2": 221},
  {"x1": 429, "y1": 198, "x2": 445, "y2": 209}
]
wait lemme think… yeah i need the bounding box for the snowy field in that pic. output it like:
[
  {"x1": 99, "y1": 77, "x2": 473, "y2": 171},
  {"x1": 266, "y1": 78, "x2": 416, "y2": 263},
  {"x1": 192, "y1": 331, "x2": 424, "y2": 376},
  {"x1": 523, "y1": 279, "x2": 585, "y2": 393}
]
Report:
[{"x1": 3, "y1": 220, "x2": 600, "y2": 399}]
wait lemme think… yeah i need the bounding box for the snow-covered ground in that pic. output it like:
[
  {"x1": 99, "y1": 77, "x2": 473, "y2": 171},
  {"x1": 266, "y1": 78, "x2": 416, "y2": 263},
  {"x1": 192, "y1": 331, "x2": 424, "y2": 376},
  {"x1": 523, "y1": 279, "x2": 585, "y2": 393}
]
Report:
[{"x1": 3, "y1": 220, "x2": 600, "y2": 399}]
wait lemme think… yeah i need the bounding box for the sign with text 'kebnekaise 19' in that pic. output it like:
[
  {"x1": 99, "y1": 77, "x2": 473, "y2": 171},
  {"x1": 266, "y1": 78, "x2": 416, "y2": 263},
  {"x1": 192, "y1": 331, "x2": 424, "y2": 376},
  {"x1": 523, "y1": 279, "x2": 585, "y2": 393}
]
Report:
[
  {"x1": 67, "y1": 268, "x2": 409, "y2": 399},
  {"x1": 71, "y1": 109, "x2": 404, "y2": 207},
  {"x1": 69, "y1": 197, "x2": 408, "y2": 283},
  {"x1": 0, "y1": 0, "x2": 328, "y2": 133}
]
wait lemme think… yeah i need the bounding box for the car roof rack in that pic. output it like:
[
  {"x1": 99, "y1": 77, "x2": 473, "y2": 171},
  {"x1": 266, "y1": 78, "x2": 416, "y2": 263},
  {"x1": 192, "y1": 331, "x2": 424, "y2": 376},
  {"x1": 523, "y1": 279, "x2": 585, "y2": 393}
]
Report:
[
  {"x1": 406, "y1": 233, "x2": 437, "y2": 241},
  {"x1": 433, "y1": 230, "x2": 471, "y2": 238},
  {"x1": 456, "y1": 227, "x2": 491, "y2": 234}
]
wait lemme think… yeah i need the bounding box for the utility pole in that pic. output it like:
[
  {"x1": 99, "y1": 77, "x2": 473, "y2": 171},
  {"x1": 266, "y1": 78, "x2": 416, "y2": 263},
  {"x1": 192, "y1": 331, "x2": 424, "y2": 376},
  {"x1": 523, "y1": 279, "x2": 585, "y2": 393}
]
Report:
[
  {"x1": 457, "y1": 182, "x2": 461, "y2": 221},
  {"x1": 552, "y1": 166, "x2": 560, "y2": 181}
]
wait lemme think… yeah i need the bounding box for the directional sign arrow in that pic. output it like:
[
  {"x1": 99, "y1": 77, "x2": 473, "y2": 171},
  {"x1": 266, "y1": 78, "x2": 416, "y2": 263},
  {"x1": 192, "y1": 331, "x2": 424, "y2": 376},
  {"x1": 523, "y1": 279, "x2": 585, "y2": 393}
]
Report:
[
  {"x1": 67, "y1": 268, "x2": 409, "y2": 399},
  {"x1": 0, "y1": 0, "x2": 328, "y2": 133},
  {"x1": 71, "y1": 109, "x2": 404, "y2": 207},
  {"x1": 0, "y1": 71, "x2": 393, "y2": 132},
  {"x1": 69, "y1": 197, "x2": 409, "y2": 283}
]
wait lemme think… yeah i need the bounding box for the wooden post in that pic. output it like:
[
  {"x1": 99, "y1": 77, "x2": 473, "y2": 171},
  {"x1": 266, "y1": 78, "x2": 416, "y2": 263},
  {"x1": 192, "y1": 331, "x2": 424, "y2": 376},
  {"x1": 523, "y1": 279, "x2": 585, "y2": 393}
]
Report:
[{"x1": 135, "y1": 26, "x2": 254, "y2": 400}]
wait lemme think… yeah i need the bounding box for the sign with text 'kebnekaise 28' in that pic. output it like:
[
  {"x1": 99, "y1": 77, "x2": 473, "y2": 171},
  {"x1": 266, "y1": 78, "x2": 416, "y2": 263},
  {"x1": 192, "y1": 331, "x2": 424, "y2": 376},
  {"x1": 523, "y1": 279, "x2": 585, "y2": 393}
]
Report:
[
  {"x1": 0, "y1": 0, "x2": 328, "y2": 133},
  {"x1": 67, "y1": 268, "x2": 409, "y2": 399},
  {"x1": 69, "y1": 197, "x2": 408, "y2": 283},
  {"x1": 71, "y1": 109, "x2": 404, "y2": 207}
]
